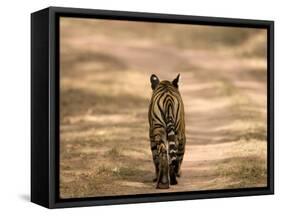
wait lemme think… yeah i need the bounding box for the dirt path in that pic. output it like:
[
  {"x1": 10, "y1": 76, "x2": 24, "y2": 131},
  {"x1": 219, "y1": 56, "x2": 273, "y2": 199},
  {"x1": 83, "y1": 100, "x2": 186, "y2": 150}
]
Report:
[
  {"x1": 85, "y1": 36, "x2": 266, "y2": 192},
  {"x1": 60, "y1": 20, "x2": 267, "y2": 198}
]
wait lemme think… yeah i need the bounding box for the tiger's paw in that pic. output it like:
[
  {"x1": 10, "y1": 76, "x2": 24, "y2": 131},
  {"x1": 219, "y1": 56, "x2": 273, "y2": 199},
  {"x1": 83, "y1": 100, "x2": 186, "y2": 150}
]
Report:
[
  {"x1": 170, "y1": 178, "x2": 178, "y2": 185},
  {"x1": 156, "y1": 182, "x2": 169, "y2": 189}
]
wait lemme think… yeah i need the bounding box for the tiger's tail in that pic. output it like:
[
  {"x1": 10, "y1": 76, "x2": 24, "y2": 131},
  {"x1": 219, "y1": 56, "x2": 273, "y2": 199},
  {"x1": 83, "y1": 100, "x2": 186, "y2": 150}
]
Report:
[{"x1": 166, "y1": 116, "x2": 178, "y2": 185}]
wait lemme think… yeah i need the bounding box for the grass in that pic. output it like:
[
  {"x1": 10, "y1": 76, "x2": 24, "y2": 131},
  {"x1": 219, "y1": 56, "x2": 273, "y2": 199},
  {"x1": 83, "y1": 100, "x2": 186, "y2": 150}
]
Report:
[
  {"x1": 239, "y1": 127, "x2": 266, "y2": 141},
  {"x1": 235, "y1": 32, "x2": 267, "y2": 58},
  {"x1": 215, "y1": 78, "x2": 265, "y2": 123},
  {"x1": 211, "y1": 78, "x2": 267, "y2": 188},
  {"x1": 112, "y1": 166, "x2": 140, "y2": 177},
  {"x1": 61, "y1": 18, "x2": 265, "y2": 50},
  {"x1": 214, "y1": 127, "x2": 267, "y2": 189},
  {"x1": 60, "y1": 86, "x2": 148, "y2": 120},
  {"x1": 216, "y1": 79, "x2": 236, "y2": 96},
  {"x1": 217, "y1": 156, "x2": 267, "y2": 188},
  {"x1": 96, "y1": 165, "x2": 112, "y2": 175},
  {"x1": 106, "y1": 146, "x2": 122, "y2": 157}
]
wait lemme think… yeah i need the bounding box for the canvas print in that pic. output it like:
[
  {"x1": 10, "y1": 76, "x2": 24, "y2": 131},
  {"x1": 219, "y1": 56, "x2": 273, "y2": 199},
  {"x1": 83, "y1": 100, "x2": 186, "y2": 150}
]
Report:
[{"x1": 59, "y1": 17, "x2": 267, "y2": 198}]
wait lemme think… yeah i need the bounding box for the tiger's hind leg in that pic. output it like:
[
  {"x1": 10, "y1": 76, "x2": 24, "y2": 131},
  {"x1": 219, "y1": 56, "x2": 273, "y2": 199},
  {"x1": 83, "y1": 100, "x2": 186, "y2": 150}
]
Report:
[
  {"x1": 151, "y1": 141, "x2": 159, "y2": 182},
  {"x1": 150, "y1": 130, "x2": 169, "y2": 189},
  {"x1": 156, "y1": 143, "x2": 169, "y2": 189},
  {"x1": 151, "y1": 130, "x2": 169, "y2": 189}
]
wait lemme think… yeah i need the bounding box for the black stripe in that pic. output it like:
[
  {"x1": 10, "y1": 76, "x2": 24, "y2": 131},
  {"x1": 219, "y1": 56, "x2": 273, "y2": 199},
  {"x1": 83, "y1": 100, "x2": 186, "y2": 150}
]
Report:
[
  {"x1": 167, "y1": 134, "x2": 175, "y2": 141},
  {"x1": 156, "y1": 95, "x2": 166, "y2": 124}
]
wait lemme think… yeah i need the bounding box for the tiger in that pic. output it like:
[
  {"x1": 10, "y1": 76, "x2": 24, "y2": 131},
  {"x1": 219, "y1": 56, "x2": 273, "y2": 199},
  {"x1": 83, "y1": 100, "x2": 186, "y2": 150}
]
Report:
[{"x1": 148, "y1": 74, "x2": 186, "y2": 189}]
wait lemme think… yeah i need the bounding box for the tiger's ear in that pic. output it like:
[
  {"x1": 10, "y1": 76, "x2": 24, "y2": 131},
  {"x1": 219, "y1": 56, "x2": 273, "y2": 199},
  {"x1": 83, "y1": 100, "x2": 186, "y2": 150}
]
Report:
[
  {"x1": 172, "y1": 74, "x2": 180, "y2": 88},
  {"x1": 150, "y1": 74, "x2": 160, "y2": 90}
]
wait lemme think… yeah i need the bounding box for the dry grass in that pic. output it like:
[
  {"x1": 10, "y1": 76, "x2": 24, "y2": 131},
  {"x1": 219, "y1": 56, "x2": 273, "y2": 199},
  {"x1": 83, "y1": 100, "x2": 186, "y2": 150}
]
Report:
[{"x1": 217, "y1": 156, "x2": 267, "y2": 188}]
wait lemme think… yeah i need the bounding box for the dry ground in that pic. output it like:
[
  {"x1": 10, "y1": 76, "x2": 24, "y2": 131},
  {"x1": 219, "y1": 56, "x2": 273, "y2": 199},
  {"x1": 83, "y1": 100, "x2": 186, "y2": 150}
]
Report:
[{"x1": 59, "y1": 18, "x2": 267, "y2": 198}]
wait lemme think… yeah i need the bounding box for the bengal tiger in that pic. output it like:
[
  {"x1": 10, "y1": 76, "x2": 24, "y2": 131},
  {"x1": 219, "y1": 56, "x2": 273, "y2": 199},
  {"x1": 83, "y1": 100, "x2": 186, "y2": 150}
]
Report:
[{"x1": 148, "y1": 74, "x2": 186, "y2": 189}]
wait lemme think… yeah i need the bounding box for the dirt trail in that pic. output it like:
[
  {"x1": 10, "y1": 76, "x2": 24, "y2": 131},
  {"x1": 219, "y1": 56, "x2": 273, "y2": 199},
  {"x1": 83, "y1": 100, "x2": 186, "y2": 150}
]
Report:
[
  {"x1": 85, "y1": 36, "x2": 266, "y2": 192},
  {"x1": 60, "y1": 20, "x2": 267, "y2": 198}
]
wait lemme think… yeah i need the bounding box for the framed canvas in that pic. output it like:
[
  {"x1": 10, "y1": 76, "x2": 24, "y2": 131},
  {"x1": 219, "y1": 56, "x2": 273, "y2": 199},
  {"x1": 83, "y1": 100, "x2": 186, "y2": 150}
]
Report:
[{"x1": 31, "y1": 6, "x2": 274, "y2": 208}]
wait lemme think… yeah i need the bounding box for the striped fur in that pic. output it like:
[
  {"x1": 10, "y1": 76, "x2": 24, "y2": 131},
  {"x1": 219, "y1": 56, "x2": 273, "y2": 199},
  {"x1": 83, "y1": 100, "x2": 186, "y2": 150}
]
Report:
[{"x1": 148, "y1": 74, "x2": 186, "y2": 189}]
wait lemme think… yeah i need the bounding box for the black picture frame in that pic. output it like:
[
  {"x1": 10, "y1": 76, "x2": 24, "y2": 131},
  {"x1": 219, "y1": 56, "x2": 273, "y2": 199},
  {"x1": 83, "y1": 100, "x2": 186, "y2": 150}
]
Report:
[{"x1": 31, "y1": 6, "x2": 274, "y2": 209}]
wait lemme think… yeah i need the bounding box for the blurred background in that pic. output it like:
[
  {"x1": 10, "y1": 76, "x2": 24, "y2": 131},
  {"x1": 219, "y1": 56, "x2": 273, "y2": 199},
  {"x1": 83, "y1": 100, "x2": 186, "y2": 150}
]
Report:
[{"x1": 59, "y1": 17, "x2": 267, "y2": 198}]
